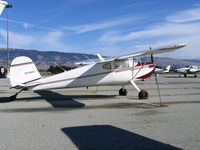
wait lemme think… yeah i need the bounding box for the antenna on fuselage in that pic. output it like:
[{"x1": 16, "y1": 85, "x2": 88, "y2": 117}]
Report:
[
  {"x1": 53, "y1": 62, "x2": 67, "y2": 72},
  {"x1": 82, "y1": 54, "x2": 94, "y2": 63},
  {"x1": 97, "y1": 54, "x2": 104, "y2": 61}
]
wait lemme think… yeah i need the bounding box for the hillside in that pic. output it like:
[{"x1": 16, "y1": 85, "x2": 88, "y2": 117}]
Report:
[
  {"x1": 0, "y1": 48, "x2": 199, "y2": 70},
  {"x1": 0, "y1": 48, "x2": 98, "y2": 69}
]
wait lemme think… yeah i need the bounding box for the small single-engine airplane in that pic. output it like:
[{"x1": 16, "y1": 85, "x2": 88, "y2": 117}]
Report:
[
  {"x1": 175, "y1": 65, "x2": 200, "y2": 77},
  {"x1": 9, "y1": 44, "x2": 186, "y2": 100}
]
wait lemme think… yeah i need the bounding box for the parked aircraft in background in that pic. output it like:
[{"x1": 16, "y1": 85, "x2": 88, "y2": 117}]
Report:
[
  {"x1": 175, "y1": 65, "x2": 200, "y2": 77},
  {"x1": 155, "y1": 65, "x2": 171, "y2": 74},
  {"x1": 9, "y1": 44, "x2": 186, "y2": 100}
]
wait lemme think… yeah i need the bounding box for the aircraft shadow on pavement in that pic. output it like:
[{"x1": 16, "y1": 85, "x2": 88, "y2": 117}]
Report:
[
  {"x1": 0, "y1": 97, "x2": 14, "y2": 103},
  {"x1": 61, "y1": 125, "x2": 182, "y2": 150},
  {"x1": 34, "y1": 90, "x2": 116, "y2": 108},
  {"x1": 33, "y1": 90, "x2": 85, "y2": 108},
  {"x1": 0, "y1": 90, "x2": 116, "y2": 109}
]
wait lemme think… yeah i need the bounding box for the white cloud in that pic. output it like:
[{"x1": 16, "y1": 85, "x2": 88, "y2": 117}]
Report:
[
  {"x1": 0, "y1": 29, "x2": 36, "y2": 48},
  {"x1": 0, "y1": 29, "x2": 70, "y2": 51},
  {"x1": 39, "y1": 31, "x2": 67, "y2": 50},
  {"x1": 22, "y1": 23, "x2": 34, "y2": 29},
  {"x1": 63, "y1": 17, "x2": 138, "y2": 34},
  {"x1": 166, "y1": 8, "x2": 200, "y2": 23},
  {"x1": 97, "y1": 7, "x2": 200, "y2": 58},
  {"x1": 0, "y1": 17, "x2": 57, "y2": 31},
  {"x1": 99, "y1": 22, "x2": 200, "y2": 44}
]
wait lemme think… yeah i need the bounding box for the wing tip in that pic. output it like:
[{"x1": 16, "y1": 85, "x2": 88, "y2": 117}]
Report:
[{"x1": 176, "y1": 43, "x2": 187, "y2": 48}]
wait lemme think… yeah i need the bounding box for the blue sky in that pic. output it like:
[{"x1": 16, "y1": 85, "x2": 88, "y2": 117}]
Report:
[{"x1": 0, "y1": 0, "x2": 200, "y2": 59}]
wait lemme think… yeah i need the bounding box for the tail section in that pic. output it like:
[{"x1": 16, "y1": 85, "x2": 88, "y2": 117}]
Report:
[
  {"x1": 10, "y1": 56, "x2": 41, "y2": 88},
  {"x1": 0, "y1": 0, "x2": 8, "y2": 15},
  {"x1": 164, "y1": 65, "x2": 171, "y2": 73}
]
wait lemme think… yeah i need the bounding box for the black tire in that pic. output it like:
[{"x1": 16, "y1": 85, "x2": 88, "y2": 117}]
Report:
[
  {"x1": 138, "y1": 90, "x2": 149, "y2": 99},
  {"x1": 119, "y1": 88, "x2": 127, "y2": 96}
]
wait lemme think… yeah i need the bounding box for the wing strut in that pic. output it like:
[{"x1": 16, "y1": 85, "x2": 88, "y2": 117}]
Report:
[
  {"x1": 130, "y1": 80, "x2": 141, "y2": 92},
  {"x1": 130, "y1": 58, "x2": 149, "y2": 99},
  {"x1": 151, "y1": 54, "x2": 162, "y2": 106}
]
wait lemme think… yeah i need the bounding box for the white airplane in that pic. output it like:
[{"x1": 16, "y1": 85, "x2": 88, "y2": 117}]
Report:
[
  {"x1": 9, "y1": 44, "x2": 186, "y2": 100},
  {"x1": 175, "y1": 65, "x2": 200, "y2": 77},
  {"x1": 155, "y1": 65, "x2": 171, "y2": 74},
  {"x1": 0, "y1": 0, "x2": 8, "y2": 15}
]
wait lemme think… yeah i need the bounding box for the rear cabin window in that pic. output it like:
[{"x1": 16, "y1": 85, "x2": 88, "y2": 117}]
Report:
[
  {"x1": 114, "y1": 60, "x2": 129, "y2": 69},
  {"x1": 102, "y1": 63, "x2": 111, "y2": 70}
]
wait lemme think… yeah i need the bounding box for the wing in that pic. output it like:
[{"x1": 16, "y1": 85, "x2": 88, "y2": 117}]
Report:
[
  {"x1": 98, "y1": 44, "x2": 186, "y2": 63},
  {"x1": 0, "y1": 0, "x2": 8, "y2": 15}
]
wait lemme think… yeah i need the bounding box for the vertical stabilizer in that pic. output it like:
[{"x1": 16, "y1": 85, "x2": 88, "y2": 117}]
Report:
[
  {"x1": 164, "y1": 65, "x2": 171, "y2": 73},
  {"x1": 10, "y1": 56, "x2": 41, "y2": 88}
]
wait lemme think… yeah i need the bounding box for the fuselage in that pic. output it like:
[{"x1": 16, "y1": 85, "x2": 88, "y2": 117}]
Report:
[{"x1": 31, "y1": 59, "x2": 155, "y2": 91}]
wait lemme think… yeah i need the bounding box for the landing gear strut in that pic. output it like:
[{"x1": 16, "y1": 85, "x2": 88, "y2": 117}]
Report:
[
  {"x1": 9, "y1": 88, "x2": 24, "y2": 101},
  {"x1": 119, "y1": 88, "x2": 127, "y2": 96},
  {"x1": 138, "y1": 90, "x2": 149, "y2": 99}
]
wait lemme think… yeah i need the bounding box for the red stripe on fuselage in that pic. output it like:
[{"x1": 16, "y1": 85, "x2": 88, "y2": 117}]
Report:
[
  {"x1": 11, "y1": 62, "x2": 33, "y2": 67},
  {"x1": 135, "y1": 62, "x2": 154, "y2": 67},
  {"x1": 40, "y1": 62, "x2": 155, "y2": 86},
  {"x1": 136, "y1": 68, "x2": 155, "y2": 79}
]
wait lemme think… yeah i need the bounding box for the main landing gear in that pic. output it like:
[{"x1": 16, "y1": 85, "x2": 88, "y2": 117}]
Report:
[
  {"x1": 119, "y1": 88, "x2": 127, "y2": 96},
  {"x1": 118, "y1": 87, "x2": 149, "y2": 99},
  {"x1": 138, "y1": 89, "x2": 148, "y2": 99},
  {"x1": 119, "y1": 79, "x2": 149, "y2": 99}
]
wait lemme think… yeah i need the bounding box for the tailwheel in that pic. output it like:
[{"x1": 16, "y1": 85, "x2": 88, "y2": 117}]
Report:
[
  {"x1": 119, "y1": 88, "x2": 127, "y2": 96},
  {"x1": 10, "y1": 93, "x2": 17, "y2": 101},
  {"x1": 138, "y1": 90, "x2": 149, "y2": 99}
]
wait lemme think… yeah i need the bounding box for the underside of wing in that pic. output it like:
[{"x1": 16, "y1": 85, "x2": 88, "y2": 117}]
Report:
[{"x1": 98, "y1": 44, "x2": 186, "y2": 64}]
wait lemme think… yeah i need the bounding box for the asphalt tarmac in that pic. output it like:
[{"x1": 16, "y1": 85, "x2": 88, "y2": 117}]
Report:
[{"x1": 0, "y1": 74, "x2": 200, "y2": 150}]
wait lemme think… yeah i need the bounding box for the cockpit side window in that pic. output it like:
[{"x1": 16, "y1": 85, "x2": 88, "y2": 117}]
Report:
[
  {"x1": 114, "y1": 60, "x2": 129, "y2": 69},
  {"x1": 102, "y1": 63, "x2": 111, "y2": 70}
]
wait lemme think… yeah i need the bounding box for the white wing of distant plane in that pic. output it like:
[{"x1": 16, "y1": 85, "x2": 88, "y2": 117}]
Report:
[
  {"x1": 98, "y1": 44, "x2": 186, "y2": 63},
  {"x1": 0, "y1": 0, "x2": 7, "y2": 15}
]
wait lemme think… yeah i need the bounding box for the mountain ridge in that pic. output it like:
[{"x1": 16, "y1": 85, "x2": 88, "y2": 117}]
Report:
[{"x1": 0, "y1": 48, "x2": 199, "y2": 69}]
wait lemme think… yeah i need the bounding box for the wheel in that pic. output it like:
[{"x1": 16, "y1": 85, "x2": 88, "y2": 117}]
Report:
[
  {"x1": 138, "y1": 90, "x2": 149, "y2": 99},
  {"x1": 194, "y1": 74, "x2": 197, "y2": 78},
  {"x1": 119, "y1": 88, "x2": 127, "y2": 96},
  {"x1": 184, "y1": 73, "x2": 187, "y2": 77}
]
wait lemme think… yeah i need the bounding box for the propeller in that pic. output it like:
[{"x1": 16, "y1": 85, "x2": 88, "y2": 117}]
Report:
[{"x1": 151, "y1": 54, "x2": 162, "y2": 107}]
